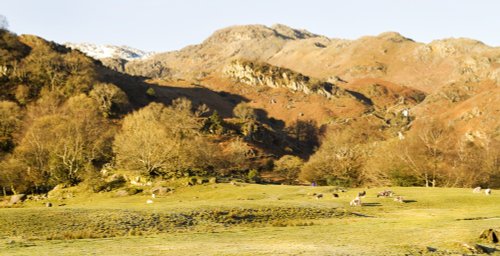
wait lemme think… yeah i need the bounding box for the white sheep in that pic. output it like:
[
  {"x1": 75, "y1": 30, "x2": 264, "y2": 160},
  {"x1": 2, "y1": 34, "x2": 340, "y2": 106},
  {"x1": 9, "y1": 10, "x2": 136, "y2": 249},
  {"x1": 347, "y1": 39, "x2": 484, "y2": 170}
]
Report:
[
  {"x1": 146, "y1": 199, "x2": 154, "y2": 204},
  {"x1": 350, "y1": 196, "x2": 362, "y2": 206},
  {"x1": 485, "y1": 188, "x2": 491, "y2": 195},
  {"x1": 473, "y1": 187, "x2": 482, "y2": 193}
]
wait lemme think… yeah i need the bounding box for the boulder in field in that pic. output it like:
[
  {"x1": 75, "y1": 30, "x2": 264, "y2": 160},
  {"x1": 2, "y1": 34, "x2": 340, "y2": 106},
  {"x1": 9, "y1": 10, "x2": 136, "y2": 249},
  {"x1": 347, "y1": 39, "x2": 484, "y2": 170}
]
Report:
[
  {"x1": 480, "y1": 229, "x2": 499, "y2": 243},
  {"x1": 151, "y1": 186, "x2": 172, "y2": 195},
  {"x1": 9, "y1": 194, "x2": 26, "y2": 204}
]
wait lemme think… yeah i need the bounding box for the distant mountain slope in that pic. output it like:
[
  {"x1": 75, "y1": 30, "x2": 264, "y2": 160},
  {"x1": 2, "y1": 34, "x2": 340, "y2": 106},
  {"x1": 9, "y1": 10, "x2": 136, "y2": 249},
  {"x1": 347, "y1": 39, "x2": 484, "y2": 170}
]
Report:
[
  {"x1": 125, "y1": 24, "x2": 499, "y2": 94},
  {"x1": 117, "y1": 24, "x2": 499, "y2": 141}
]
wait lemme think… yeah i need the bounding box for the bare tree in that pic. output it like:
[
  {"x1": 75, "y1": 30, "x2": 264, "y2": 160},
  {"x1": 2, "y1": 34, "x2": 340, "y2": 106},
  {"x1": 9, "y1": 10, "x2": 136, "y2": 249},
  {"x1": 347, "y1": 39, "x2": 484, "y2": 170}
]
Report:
[
  {"x1": 0, "y1": 15, "x2": 8, "y2": 30},
  {"x1": 300, "y1": 129, "x2": 365, "y2": 186},
  {"x1": 89, "y1": 83, "x2": 129, "y2": 117},
  {"x1": 113, "y1": 101, "x2": 215, "y2": 177},
  {"x1": 274, "y1": 155, "x2": 304, "y2": 184},
  {"x1": 396, "y1": 120, "x2": 453, "y2": 187},
  {"x1": 15, "y1": 94, "x2": 112, "y2": 185}
]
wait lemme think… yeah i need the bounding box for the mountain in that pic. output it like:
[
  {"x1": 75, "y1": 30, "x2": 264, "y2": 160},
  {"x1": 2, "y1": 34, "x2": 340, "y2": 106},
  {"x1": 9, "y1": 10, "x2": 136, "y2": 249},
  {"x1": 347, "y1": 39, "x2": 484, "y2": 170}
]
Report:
[{"x1": 124, "y1": 24, "x2": 499, "y2": 93}]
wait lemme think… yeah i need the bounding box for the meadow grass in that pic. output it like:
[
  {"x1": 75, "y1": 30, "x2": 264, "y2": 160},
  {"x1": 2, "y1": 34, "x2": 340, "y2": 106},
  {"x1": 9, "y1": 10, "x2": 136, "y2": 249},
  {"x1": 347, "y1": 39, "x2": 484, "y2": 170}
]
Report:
[{"x1": 0, "y1": 184, "x2": 499, "y2": 255}]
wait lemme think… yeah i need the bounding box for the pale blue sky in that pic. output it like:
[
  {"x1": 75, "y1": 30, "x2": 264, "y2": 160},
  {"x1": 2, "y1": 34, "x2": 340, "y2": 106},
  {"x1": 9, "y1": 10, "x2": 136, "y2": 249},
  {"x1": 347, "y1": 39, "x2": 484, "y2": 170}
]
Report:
[{"x1": 1, "y1": 0, "x2": 499, "y2": 51}]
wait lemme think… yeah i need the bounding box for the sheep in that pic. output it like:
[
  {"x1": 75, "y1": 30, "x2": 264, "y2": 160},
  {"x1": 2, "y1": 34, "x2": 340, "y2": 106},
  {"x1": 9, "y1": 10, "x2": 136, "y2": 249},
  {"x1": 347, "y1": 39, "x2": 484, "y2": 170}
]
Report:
[
  {"x1": 146, "y1": 199, "x2": 154, "y2": 204},
  {"x1": 350, "y1": 196, "x2": 362, "y2": 206},
  {"x1": 394, "y1": 196, "x2": 404, "y2": 203},
  {"x1": 315, "y1": 193, "x2": 324, "y2": 199},
  {"x1": 377, "y1": 190, "x2": 394, "y2": 197},
  {"x1": 485, "y1": 188, "x2": 491, "y2": 195},
  {"x1": 473, "y1": 187, "x2": 482, "y2": 193},
  {"x1": 151, "y1": 193, "x2": 156, "y2": 199},
  {"x1": 358, "y1": 191, "x2": 366, "y2": 198}
]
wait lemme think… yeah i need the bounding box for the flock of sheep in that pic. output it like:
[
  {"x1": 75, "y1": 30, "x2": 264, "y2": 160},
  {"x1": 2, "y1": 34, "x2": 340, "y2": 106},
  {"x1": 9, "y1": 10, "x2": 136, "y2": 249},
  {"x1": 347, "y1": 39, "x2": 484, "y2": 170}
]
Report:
[
  {"x1": 309, "y1": 186, "x2": 493, "y2": 207},
  {"x1": 145, "y1": 186, "x2": 493, "y2": 205},
  {"x1": 309, "y1": 189, "x2": 404, "y2": 207},
  {"x1": 473, "y1": 187, "x2": 492, "y2": 195}
]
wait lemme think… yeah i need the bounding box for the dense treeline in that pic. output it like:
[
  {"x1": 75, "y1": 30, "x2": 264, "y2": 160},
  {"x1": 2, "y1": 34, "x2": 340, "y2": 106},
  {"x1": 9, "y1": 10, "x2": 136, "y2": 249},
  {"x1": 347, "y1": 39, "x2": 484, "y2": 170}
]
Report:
[
  {"x1": 298, "y1": 119, "x2": 499, "y2": 188},
  {"x1": 0, "y1": 29, "x2": 498, "y2": 195},
  {"x1": 0, "y1": 29, "x2": 258, "y2": 194}
]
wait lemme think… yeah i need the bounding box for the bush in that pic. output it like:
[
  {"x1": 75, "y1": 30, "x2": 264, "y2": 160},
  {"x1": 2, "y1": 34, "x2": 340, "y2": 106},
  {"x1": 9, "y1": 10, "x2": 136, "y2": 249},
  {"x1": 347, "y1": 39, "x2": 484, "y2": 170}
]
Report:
[
  {"x1": 146, "y1": 87, "x2": 156, "y2": 98},
  {"x1": 273, "y1": 155, "x2": 303, "y2": 184},
  {"x1": 247, "y1": 169, "x2": 260, "y2": 183}
]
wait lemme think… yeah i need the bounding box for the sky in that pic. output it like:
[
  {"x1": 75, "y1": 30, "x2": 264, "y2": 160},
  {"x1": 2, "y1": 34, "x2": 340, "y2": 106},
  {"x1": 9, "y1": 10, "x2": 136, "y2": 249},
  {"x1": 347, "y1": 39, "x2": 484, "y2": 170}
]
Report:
[{"x1": 1, "y1": 0, "x2": 499, "y2": 52}]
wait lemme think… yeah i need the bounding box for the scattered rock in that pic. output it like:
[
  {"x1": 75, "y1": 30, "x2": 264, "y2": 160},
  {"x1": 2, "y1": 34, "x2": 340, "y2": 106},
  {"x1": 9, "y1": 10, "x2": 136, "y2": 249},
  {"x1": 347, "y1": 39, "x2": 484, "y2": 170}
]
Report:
[
  {"x1": 462, "y1": 243, "x2": 480, "y2": 254},
  {"x1": 27, "y1": 194, "x2": 47, "y2": 201},
  {"x1": 114, "y1": 189, "x2": 130, "y2": 197},
  {"x1": 9, "y1": 194, "x2": 26, "y2": 204},
  {"x1": 224, "y1": 60, "x2": 344, "y2": 99},
  {"x1": 479, "y1": 229, "x2": 499, "y2": 243},
  {"x1": 151, "y1": 186, "x2": 172, "y2": 196},
  {"x1": 426, "y1": 246, "x2": 437, "y2": 252}
]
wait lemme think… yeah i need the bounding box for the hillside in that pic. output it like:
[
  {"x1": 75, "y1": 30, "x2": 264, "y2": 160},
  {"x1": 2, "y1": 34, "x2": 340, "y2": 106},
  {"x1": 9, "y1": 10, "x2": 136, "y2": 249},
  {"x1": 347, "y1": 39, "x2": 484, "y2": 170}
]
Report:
[
  {"x1": 0, "y1": 24, "x2": 499, "y2": 195},
  {"x1": 118, "y1": 24, "x2": 498, "y2": 138}
]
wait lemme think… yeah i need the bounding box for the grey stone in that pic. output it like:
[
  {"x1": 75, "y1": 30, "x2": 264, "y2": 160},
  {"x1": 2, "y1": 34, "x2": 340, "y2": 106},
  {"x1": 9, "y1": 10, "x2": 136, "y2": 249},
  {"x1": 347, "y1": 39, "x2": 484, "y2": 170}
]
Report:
[{"x1": 9, "y1": 194, "x2": 26, "y2": 204}]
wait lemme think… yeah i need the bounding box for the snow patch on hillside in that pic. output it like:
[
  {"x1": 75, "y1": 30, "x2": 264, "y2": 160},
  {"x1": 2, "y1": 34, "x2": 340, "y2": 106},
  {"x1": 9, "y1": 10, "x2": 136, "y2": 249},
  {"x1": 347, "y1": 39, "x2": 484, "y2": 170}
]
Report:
[{"x1": 65, "y1": 42, "x2": 153, "y2": 60}]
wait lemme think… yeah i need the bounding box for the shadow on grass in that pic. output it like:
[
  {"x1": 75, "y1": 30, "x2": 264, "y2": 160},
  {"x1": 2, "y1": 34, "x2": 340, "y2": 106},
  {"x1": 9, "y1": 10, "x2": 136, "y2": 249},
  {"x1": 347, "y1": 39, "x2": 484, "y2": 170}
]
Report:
[
  {"x1": 362, "y1": 202, "x2": 382, "y2": 207},
  {"x1": 403, "y1": 200, "x2": 417, "y2": 203}
]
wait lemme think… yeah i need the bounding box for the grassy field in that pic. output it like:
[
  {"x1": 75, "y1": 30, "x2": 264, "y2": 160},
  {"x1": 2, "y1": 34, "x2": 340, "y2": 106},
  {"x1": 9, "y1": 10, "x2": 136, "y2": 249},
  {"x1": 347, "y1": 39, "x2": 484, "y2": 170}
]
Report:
[{"x1": 0, "y1": 184, "x2": 499, "y2": 255}]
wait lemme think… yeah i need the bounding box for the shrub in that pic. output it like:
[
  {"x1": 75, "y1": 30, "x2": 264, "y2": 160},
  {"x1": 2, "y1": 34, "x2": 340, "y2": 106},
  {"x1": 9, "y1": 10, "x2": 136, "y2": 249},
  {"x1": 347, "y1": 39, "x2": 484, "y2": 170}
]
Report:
[
  {"x1": 273, "y1": 155, "x2": 304, "y2": 184},
  {"x1": 146, "y1": 87, "x2": 156, "y2": 98},
  {"x1": 247, "y1": 169, "x2": 260, "y2": 183}
]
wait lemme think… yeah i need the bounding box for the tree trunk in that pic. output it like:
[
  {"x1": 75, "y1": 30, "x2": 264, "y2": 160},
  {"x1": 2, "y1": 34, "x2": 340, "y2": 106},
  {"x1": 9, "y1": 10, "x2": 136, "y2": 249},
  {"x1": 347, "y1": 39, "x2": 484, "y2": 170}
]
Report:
[{"x1": 10, "y1": 185, "x2": 17, "y2": 195}]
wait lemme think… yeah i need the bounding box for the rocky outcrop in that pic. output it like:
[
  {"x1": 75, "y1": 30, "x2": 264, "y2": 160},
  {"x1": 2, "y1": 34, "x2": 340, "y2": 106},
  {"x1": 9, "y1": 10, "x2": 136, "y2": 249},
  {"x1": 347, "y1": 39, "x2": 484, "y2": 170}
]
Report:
[{"x1": 224, "y1": 60, "x2": 344, "y2": 99}]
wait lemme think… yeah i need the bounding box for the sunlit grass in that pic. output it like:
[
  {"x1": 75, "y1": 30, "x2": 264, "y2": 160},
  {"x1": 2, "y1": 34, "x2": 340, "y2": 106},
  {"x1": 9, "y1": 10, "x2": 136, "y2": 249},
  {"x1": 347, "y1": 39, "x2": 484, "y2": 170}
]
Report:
[{"x1": 1, "y1": 184, "x2": 499, "y2": 255}]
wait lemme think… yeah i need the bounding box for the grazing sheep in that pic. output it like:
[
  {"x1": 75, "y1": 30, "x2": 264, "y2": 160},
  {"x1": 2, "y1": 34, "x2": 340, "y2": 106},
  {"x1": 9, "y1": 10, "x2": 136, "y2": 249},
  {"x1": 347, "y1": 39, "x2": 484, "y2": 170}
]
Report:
[
  {"x1": 315, "y1": 193, "x2": 324, "y2": 199},
  {"x1": 332, "y1": 193, "x2": 339, "y2": 198},
  {"x1": 485, "y1": 188, "x2": 491, "y2": 195},
  {"x1": 377, "y1": 190, "x2": 394, "y2": 197},
  {"x1": 350, "y1": 196, "x2": 362, "y2": 206},
  {"x1": 473, "y1": 187, "x2": 482, "y2": 193},
  {"x1": 151, "y1": 193, "x2": 156, "y2": 199},
  {"x1": 394, "y1": 196, "x2": 404, "y2": 203},
  {"x1": 358, "y1": 191, "x2": 366, "y2": 198},
  {"x1": 146, "y1": 199, "x2": 154, "y2": 204},
  {"x1": 45, "y1": 202, "x2": 52, "y2": 207}
]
